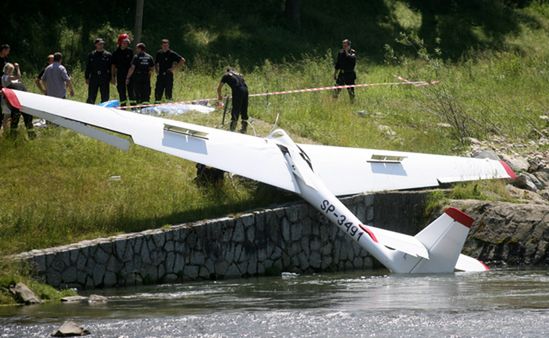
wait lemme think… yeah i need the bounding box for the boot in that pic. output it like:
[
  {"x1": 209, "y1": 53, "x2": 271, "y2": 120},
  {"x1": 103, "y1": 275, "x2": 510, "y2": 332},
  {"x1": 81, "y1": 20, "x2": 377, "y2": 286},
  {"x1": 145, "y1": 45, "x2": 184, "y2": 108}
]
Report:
[
  {"x1": 239, "y1": 120, "x2": 248, "y2": 134},
  {"x1": 229, "y1": 120, "x2": 237, "y2": 132}
]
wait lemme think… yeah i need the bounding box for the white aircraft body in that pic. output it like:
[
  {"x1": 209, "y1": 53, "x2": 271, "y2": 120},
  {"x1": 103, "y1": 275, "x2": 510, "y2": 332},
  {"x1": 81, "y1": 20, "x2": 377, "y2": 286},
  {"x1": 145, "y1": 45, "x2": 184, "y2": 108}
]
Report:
[{"x1": 2, "y1": 88, "x2": 517, "y2": 273}]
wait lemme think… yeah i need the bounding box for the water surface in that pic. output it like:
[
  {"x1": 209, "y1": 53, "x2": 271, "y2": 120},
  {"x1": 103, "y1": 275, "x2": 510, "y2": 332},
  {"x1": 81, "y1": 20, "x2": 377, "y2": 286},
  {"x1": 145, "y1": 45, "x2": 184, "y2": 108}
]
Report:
[{"x1": 1, "y1": 269, "x2": 549, "y2": 337}]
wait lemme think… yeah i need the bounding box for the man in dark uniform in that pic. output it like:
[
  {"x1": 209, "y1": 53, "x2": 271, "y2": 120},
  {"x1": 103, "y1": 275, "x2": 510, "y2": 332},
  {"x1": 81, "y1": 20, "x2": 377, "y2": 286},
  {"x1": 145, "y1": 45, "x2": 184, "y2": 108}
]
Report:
[
  {"x1": 333, "y1": 39, "x2": 357, "y2": 102},
  {"x1": 85, "y1": 38, "x2": 112, "y2": 104},
  {"x1": 0, "y1": 44, "x2": 11, "y2": 131},
  {"x1": 126, "y1": 43, "x2": 154, "y2": 104},
  {"x1": 217, "y1": 68, "x2": 249, "y2": 133},
  {"x1": 154, "y1": 39, "x2": 185, "y2": 103},
  {"x1": 112, "y1": 34, "x2": 135, "y2": 105}
]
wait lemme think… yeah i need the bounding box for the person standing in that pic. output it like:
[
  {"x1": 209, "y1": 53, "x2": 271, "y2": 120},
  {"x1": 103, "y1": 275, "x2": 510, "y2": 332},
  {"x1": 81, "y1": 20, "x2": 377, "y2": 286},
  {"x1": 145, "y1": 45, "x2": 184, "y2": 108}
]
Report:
[
  {"x1": 2, "y1": 62, "x2": 35, "y2": 138},
  {"x1": 112, "y1": 34, "x2": 135, "y2": 105},
  {"x1": 41, "y1": 52, "x2": 74, "y2": 99},
  {"x1": 126, "y1": 43, "x2": 154, "y2": 104},
  {"x1": 35, "y1": 54, "x2": 54, "y2": 94},
  {"x1": 217, "y1": 68, "x2": 249, "y2": 133},
  {"x1": 333, "y1": 39, "x2": 357, "y2": 103},
  {"x1": 154, "y1": 39, "x2": 185, "y2": 103},
  {"x1": 85, "y1": 38, "x2": 112, "y2": 104},
  {"x1": 0, "y1": 44, "x2": 11, "y2": 132}
]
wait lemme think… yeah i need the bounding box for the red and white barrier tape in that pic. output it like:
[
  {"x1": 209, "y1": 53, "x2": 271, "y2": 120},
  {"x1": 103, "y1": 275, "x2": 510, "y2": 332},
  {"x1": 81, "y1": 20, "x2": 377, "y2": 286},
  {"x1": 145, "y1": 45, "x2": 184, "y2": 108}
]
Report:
[{"x1": 118, "y1": 78, "x2": 439, "y2": 110}]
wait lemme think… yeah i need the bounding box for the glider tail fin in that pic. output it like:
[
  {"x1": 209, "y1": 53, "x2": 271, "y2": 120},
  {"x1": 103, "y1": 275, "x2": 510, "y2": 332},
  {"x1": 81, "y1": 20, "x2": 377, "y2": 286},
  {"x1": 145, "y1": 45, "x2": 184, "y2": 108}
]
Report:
[{"x1": 408, "y1": 208, "x2": 477, "y2": 273}]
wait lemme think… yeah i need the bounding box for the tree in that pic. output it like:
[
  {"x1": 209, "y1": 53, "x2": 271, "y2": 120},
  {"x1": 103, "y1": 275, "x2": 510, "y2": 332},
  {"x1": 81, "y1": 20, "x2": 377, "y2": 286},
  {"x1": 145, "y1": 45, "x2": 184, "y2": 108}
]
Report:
[
  {"x1": 284, "y1": 0, "x2": 301, "y2": 28},
  {"x1": 134, "y1": 0, "x2": 144, "y2": 43}
]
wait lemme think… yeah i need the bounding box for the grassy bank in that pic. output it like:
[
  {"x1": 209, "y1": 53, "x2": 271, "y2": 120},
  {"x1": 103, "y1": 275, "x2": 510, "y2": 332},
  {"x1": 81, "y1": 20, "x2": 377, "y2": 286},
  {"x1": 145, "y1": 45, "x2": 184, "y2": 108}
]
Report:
[{"x1": 0, "y1": 1, "x2": 548, "y2": 303}]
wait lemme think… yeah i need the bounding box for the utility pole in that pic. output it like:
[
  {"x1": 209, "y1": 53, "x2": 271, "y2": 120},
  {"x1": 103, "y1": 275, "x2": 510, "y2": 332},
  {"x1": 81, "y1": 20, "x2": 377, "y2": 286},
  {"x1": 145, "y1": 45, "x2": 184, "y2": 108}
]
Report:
[{"x1": 134, "y1": 0, "x2": 144, "y2": 43}]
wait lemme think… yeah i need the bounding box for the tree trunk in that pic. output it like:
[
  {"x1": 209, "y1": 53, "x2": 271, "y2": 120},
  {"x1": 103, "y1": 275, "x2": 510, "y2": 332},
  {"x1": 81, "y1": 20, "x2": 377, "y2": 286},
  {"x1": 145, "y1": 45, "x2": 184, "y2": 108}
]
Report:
[
  {"x1": 134, "y1": 0, "x2": 144, "y2": 43},
  {"x1": 284, "y1": 0, "x2": 301, "y2": 28}
]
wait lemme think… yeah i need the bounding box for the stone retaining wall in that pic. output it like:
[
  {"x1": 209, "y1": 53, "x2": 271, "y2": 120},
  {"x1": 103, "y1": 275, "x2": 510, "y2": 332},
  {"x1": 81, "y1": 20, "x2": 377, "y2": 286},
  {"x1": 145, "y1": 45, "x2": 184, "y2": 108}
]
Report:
[{"x1": 15, "y1": 191, "x2": 430, "y2": 289}]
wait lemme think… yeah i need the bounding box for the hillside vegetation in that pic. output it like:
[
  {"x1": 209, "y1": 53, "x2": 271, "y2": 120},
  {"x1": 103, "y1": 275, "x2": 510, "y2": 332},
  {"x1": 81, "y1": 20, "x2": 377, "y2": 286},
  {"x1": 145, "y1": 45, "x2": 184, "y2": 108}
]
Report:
[{"x1": 0, "y1": 1, "x2": 548, "y2": 257}]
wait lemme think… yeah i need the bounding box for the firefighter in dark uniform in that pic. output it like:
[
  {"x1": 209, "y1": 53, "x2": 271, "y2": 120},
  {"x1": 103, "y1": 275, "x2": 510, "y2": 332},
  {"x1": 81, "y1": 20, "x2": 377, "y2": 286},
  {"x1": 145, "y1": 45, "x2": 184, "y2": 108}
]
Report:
[
  {"x1": 333, "y1": 39, "x2": 357, "y2": 102},
  {"x1": 85, "y1": 38, "x2": 112, "y2": 104},
  {"x1": 154, "y1": 39, "x2": 185, "y2": 103},
  {"x1": 125, "y1": 43, "x2": 154, "y2": 104},
  {"x1": 111, "y1": 34, "x2": 135, "y2": 105},
  {"x1": 217, "y1": 68, "x2": 249, "y2": 133}
]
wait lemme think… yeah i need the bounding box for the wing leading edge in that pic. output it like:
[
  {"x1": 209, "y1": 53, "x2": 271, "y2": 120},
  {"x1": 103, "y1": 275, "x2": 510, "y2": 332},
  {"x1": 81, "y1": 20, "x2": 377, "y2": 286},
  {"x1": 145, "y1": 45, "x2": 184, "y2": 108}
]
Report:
[{"x1": 5, "y1": 89, "x2": 299, "y2": 193}]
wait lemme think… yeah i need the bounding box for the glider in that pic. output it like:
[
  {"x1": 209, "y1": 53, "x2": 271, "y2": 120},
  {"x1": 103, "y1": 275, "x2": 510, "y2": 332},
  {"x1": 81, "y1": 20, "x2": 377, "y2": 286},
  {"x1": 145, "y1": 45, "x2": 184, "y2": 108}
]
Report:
[{"x1": 2, "y1": 88, "x2": 516, "y2": 273}]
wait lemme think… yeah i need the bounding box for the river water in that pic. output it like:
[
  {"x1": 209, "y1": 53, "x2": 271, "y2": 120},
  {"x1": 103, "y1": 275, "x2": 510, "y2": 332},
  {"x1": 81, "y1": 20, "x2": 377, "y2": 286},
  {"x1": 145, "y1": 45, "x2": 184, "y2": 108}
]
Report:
[{"x1": 1, "y1": 268, "x2": 549, "y2": 337}]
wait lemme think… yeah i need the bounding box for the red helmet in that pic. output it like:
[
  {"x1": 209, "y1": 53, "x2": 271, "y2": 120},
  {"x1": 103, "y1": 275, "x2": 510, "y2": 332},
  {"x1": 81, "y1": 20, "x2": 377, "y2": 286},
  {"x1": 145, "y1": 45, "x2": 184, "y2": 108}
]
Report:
[{"x1": 117, "y1": 33, "x2": 130, "y2": 46}]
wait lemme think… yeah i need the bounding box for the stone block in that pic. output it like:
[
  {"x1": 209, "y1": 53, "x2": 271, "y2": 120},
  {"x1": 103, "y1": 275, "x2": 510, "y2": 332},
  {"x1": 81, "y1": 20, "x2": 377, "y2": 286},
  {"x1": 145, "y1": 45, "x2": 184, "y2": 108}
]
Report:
[
  {"x1": 191, "y1": 252, "x2": 205, "y2": 265},
  {"x1": 298, "y1": 252, "x2": 309, "y2": 270},
  {"x1": 166, "y1": 252, "x2": 175, "y2": 272},
  {"x1": 104, "y1": 271, "x2": 117, "y2": 287},
  {"x1": 174, "y1": 253, "x2": 184, "y2": 271},
  {"x1": 95, "y1": 246, "x2": 110, "y2": 265},
  {"x1": 321, "y1": 256, "x2": 333, "y2": 270},
  {"x1": 214, "y1": 261, "x2": 228, "y2": 275},
  {"x1": 165, "y1": 273, "x2": 178, "y2": 283},
  {"x1": 61, "y1": 266, "x2": 77, "y2": 283},
  {"x1": 92, "y1": 264, "x2": 105, "y2": 287},
  {"x1": 287, "y1": 206, "x2": 299, "y2": 223},
  {"x1": 282, "y1": 218, "x2": 291, "y2": 242},
  {"x1": 114, "y1": 240, "x2": 126, "y2": 260},
  {"x1": 225, "y1": 263, "x2": 240, "y2": 277},
  {"x1": 158, "y1": 263, "x2": 166, "y2": 280},
  {"x1": 164, "y1": 240, "x2": 175, "y2": 252},
  {"x1": 310, "y1": 252, "x2": 321, "y2": 269},
  {"x1": 291, "y1": 222, "x2": 302, "y2": 241},
  {"x1": 34, "y1": 255, "x2": 46, "y2": 273},
  {"x1": 233, "y1": 220, "x2": 245, "y2": 242},
  {"x1": 241, "y1": 213, "x2": 255, "y2": 227},
  {"x1": 246, "y1": 225, "x2": 255, "y2": 242}
]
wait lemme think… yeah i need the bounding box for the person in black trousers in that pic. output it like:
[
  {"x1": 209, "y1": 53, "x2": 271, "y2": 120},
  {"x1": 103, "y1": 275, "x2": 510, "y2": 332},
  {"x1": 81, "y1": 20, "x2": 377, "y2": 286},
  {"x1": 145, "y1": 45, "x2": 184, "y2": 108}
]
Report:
[
  {"x1": 85, "y1": 38, "x2": 112, "y2": 104},
  {"x1": 217, "y1": 68, "x2": 249, "y2": 133},
  {"x1": 154, "y1": 39, "x2": 185, "y2": 103},
  {"x1": 0, "y1": 44, "x2": 11, "y2": 132},
  {"x1": 112, "y1": 34, "x2": 135, "y2": 105},
  {"x1": 126, "y1": 43, "x2": 154, "y2": 104},
  {"x1": 333, "y1": 39, "x2": 357, "y2": 103}
]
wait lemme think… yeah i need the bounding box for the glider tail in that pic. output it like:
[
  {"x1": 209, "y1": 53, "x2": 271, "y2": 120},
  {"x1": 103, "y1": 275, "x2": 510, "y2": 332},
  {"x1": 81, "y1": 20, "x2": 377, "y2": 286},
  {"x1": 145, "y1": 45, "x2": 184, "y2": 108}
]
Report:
[{"x1": 405, "y1": 208, "x2": 488, "y2": 273}]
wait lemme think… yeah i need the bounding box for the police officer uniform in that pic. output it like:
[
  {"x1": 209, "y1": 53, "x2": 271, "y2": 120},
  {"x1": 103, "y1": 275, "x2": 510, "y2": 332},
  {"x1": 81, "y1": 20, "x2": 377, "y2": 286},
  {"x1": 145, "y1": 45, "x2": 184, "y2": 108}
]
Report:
[
  {"x1": 154, "y1": 49, "x2": 183, "y2": 102},
  {"x1": 85, "y1": 39, "x2": 112, "y2": 104},
  {"x1": 220, "y1": 70, "x2": 249, "y2": 132},
  {"x1": 130, "y1": 47, "x2": 154, "y2": 104},
  {"x1": 112, "y1": 46, "x2": 135, "y2": 105},
  {"x1": 334, "y1": 47, "x2": 357, "y2": 102}
]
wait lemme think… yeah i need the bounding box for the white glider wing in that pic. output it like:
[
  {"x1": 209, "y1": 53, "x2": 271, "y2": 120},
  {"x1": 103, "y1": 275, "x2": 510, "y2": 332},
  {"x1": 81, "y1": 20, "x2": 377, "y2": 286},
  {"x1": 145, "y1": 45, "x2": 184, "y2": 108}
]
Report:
[
  {"x1": 6, "y1": 89, "x2": 299, "y2": 193},
  {"x1": 298, "y1": 144, "x2": 516, "y2": 196}
]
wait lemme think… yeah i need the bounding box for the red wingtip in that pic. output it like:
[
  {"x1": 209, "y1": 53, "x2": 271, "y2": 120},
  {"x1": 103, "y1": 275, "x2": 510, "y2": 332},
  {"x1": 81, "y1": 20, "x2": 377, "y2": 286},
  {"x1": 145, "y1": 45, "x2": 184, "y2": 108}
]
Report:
[
  {"x1": 1, "y1": 88, "x2": 22, "y2": 110},
  {"x1": 499, "y1": 160, "x2": 517, "y2": 180},
  {"x1": 444, "y1": 207, "x2": 475, "y2": 228},
  {"x1": 480, "y1": 260, "x2": 490, "y2": 271}
]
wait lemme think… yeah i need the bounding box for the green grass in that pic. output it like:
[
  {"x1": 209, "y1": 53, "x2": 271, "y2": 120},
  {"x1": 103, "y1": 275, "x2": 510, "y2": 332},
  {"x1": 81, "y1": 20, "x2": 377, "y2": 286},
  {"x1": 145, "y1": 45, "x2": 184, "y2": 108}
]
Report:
[{"x1": 0, "y1": 1, "x2": 548, "y2": 303}]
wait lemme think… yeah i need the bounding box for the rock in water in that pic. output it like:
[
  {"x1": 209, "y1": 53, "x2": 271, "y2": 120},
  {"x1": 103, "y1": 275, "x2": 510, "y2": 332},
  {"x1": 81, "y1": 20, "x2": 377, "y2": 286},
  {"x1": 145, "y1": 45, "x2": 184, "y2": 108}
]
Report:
[
  {"x1": 61, "y1": 295, "x2": 88, "y2": 303},
  {"x1": 51, "y1": 321, "x2": 90, "y2": 337},
  {"x1": 9, "y1": 282, "x2": 41, "y2": 305},
  {"x1": 88, "y1": 294, "x2": 107, "y2": 303}
]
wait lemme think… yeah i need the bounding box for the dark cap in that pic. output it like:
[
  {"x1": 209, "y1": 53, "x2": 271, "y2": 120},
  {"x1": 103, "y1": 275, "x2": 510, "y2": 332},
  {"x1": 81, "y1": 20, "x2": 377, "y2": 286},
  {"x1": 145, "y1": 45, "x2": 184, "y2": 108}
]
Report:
[
  {"x1": 136, "y1": 42, "x2": 146, "y2": 49},
  {"x1": 94, "y1": 38, "x2": 105, "y2": 45}
]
